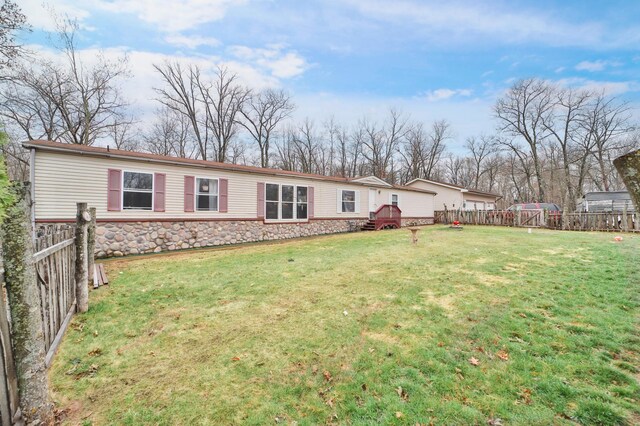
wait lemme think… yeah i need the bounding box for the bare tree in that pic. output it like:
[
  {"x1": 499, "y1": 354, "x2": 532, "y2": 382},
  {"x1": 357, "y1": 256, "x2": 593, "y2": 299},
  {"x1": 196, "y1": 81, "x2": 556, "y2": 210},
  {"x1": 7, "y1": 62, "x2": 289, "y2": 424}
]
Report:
[
  {"x1": 239, "y1": 88, "x2": 294, "y2": 168},
  {"x1": 143, "y1": 106, "x2": 195, "y2": 157},
  {"x1": 0, "y1": 0, "x2": 28, "y2": 75},
  {"x1": 584, "y1": 93, "x2": 634, "y2": 191},
  {"x1": 495, "y1": 78, "x2": 554, "y2": 201},
  {"x1": 465, "y1": 135, "x2": 494, "y2": 189},
  {"x1": 360, "y1": 109, "x2": 408, "y2": 180}
]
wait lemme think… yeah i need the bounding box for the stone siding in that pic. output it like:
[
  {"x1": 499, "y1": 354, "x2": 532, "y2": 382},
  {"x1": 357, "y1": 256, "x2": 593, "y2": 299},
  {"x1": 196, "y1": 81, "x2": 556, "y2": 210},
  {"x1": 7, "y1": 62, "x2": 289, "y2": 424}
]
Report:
[
  {"x1": 38, "y1": 217, "x2": 434, "y2": 258},
  {"x1": 92, "y1": 219, "x2": 371, "y2": 257}
]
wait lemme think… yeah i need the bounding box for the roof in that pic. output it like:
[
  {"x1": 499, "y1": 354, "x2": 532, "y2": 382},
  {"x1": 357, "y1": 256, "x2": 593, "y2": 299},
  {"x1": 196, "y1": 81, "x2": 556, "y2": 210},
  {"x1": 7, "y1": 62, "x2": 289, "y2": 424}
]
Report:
[
  {"x1": 23, "y1": 140, "x2": 437, "y2": 195},
  {"x1": 582, "y1": 191, "x2": 631, "y2": 201},
  {"x1": 405, "y1": 177, "x2": 501, "y2": 199}
]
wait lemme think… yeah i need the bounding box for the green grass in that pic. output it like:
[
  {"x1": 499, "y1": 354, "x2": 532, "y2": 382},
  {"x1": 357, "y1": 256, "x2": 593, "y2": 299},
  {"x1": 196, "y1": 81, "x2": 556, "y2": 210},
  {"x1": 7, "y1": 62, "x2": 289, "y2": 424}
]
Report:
[{"x1": 49, "y1": 226, "x2": 640, "y2": 425}]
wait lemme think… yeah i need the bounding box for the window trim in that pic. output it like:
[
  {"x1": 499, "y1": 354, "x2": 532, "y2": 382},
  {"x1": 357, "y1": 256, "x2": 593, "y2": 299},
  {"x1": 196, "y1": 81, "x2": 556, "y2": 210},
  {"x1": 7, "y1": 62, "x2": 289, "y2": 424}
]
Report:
[
  {"x1": 264, "y1": 182, "x2": 309, "y2": 222},
  {"x1": 341, "y1": 189, "x2": 357, "y2": 213},
  {"x1": 122, "y1": 170, "x2": 154, "y2": 211},
  {"x1": 195, "y1": 176, "x2": 220, "y2": 212},
  {"x1": 390, "y1": 193, "x2": 399, "y2": 207}
]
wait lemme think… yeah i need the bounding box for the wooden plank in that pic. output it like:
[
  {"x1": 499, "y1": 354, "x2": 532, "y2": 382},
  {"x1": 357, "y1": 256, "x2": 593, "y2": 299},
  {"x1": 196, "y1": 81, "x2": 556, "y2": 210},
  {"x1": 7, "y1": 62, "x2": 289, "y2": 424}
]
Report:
[
  {"x1": 100, "y1": 264, "x2": 109, "y2": 285},
  {"x1": 44, "y1": 302, "x2": 76, "y2": 368},
  {"x1": 93, "y1": 264, "x2": 100, "y2": 289},
  {"x1": 33, "y1": 238, "x2": 74, "y2": 263}
]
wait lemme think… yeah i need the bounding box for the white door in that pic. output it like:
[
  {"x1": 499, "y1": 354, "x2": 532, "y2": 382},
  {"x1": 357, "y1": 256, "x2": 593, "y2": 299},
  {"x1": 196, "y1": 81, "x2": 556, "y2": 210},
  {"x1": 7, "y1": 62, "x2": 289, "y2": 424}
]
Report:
[{"x1": 369, "y1": 188, "x2": 377, "y2": 218}]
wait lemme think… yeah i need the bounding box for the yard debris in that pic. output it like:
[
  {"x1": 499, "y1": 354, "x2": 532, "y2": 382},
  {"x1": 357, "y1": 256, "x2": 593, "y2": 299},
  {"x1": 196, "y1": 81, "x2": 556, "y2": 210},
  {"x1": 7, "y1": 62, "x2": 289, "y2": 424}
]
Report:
[
  {"x1": 496, "y1": 350, "x2": 509, "y2": 361},
  {"x1": 361, "y1": 383, "x2": 367, "y2": 392},
  {"x1": 469, "y1": 357, "x2": 480, "y2": 366},
  {"x1": 231, "y1": 356, "x2": 241, "y2": 361},
  {"x1": 323, "y1": 370, "x2": 332, "y2": 382},
  {"x1": 517, "y1": 388, "x2": 533, "y2": 405},
  {"x1": 396, "y1": 386, "x2": 409, "y2": 401},
  {"x1": 518, "y1": 313, "x2": 527, "y2": 318},
  {"x1": 343, "y1": 310, "x2": 348, "y2": 316},
  {"x1": 88, "y1": 348, "x2": 102, "y2": 357},
  {"x1": 487, "y1": 418, "x2": 503, "y2": 425},
  {"x1": 614, "y1": 236, "x2": 623, "y2": 242},
  {"x1": 395, "y1": 411, "x2": 403, "y2": 418}
]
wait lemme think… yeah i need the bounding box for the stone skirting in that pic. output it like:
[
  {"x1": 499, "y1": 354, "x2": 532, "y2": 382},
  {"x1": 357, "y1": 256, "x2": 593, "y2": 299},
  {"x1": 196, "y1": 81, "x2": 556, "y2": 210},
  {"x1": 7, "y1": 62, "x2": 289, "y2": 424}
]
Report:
[{"x1": 38, "y1": 217, "x2": 434, "y2": 257}]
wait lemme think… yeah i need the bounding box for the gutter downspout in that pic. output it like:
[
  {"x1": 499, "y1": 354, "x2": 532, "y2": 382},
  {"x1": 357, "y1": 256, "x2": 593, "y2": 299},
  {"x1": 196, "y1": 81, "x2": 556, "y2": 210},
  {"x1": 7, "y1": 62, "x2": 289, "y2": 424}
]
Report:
[{"x1": 30, "y1": 148, "x2": 36, "y2": 242}]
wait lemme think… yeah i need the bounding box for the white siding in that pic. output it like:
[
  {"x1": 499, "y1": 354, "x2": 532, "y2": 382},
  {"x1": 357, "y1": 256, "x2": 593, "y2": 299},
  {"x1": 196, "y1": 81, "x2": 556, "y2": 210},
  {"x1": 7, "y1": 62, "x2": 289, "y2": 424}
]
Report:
[
  {"x1": 34, "y1": 151, "x2": 434, "y2": 220},
  {"x1": 406, "y1": 180, "x2": 463, "y2": 210}
]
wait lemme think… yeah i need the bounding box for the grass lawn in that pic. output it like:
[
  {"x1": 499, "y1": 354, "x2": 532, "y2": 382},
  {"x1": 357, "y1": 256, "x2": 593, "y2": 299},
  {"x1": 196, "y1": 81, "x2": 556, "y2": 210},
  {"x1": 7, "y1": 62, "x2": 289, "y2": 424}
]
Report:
[{"x1": 50, "y1": 226, "x2": 640, "y2": 425}]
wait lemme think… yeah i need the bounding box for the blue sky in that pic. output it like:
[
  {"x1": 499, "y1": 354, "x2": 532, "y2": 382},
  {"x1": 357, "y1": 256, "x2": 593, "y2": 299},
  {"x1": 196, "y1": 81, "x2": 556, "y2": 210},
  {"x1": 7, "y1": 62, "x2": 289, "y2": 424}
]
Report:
[{"x1": 20, "y1": 0, "x2": 640, "y2": 149}]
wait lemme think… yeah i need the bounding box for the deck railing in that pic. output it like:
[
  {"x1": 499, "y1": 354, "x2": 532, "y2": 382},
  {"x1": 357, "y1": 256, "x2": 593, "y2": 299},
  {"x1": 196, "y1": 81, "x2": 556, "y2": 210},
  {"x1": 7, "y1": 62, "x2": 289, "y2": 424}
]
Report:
[{"x1": 373, "y1": 204, "x2": 402, "y2": 230}]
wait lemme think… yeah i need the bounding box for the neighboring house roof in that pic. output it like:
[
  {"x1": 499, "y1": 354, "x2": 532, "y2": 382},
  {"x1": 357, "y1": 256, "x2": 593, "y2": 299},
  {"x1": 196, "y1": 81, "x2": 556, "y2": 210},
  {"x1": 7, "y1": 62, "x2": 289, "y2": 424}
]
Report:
[
  {"x1": 23, "y1": 140, "x2": 437, "y2": 195},
  {"x1": 405, "y1": 177, "x2": 501, "y2": 199},
  {"x1": 581, "y1": 191, "x2": 631, "y2": 201}
]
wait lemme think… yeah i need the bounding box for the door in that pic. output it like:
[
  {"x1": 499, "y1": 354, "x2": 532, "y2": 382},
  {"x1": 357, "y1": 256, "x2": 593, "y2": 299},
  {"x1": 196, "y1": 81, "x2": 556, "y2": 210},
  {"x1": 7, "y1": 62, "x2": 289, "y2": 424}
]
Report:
[{"x1": 369, "y1": 188, "x2": 377, "y2": 219}]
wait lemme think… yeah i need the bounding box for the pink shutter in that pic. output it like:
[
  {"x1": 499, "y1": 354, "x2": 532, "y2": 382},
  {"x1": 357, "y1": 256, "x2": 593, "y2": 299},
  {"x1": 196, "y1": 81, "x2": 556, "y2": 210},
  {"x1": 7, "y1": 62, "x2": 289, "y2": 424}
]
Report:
[
  {"x1": 219, "y1": 178, "x2": 228, "y2": 213},
  {"x1": 154, "y1": 173, "x2": 166, "y2": 212},
  {"x1": 257, "y1": 182, "x2": 265, "y2": 219},
  {"x1": 107, "y1": 169, "x2": 122, "y2": 211},
  {"x1": 308, "y1": 186, "x2": 314, "y2": 218},
  {"x1": 184, "y1": 176, "x2": 195, "y2": 212}
]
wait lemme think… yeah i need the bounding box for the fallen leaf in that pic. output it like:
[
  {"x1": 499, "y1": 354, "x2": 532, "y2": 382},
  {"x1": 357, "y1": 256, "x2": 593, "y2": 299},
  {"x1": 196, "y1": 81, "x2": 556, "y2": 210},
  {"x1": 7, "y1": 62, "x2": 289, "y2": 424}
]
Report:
[
  {"x1": 437, "y1": 341, "x2": 445, "y2": 347},
  {"x1": 323, "y1": 370, "x2": 332, "y2": 382},
  {"x1": 361, "y1": 383, "x2": 367, "y2": 392},
  {"x1": 396, "y1": 386, "x2": 409, "y2": 401},
  {"x1": 231, "y1": 356, "x2": 240, "y2": 361},
  {"x1": 396, "y1": 412, "x2": 403, "y2": 418},
  {"x1": 312, "y1": 365, "x2": 318, "y2": 375},
  {"x1": 469, "y1": 357, "x2": 480, "y2": 366},
  {"x1": 518, "y1": 313, "x2": 527, "y2": 318},
  {"x1": 487, "y1": 418, "x2": 503, "y2": 426},
  {"x1": 496, "y1": 350, "x2": 509, "y2": 361},
  {"x1": 519, "y1": 388, "x2": 532, "y2": 404}
]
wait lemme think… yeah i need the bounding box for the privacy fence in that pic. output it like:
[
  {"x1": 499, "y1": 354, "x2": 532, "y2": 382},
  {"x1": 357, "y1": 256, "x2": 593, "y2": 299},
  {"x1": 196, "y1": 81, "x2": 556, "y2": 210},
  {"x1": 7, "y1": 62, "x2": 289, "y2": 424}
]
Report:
[
  {"x1": 435, "y1": 209, "x2": 640, "y2": 233},
  {"x1": 0, "y1": 185, "x2": 95, "y2": 425}
]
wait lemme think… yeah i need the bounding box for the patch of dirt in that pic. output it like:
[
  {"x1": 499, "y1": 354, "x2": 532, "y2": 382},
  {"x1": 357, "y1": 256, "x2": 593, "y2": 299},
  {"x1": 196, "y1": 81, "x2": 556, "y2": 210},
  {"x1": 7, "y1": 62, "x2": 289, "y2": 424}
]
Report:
[
  {"x1": 421, "y1": 292, "x2": 457, "y2": 312},
  {"x1": 474, "y1": 272, "x2": 511, "y2": 286},
  {"x1": 361, "y1": 331, "x2": 399, "y2": 345}
]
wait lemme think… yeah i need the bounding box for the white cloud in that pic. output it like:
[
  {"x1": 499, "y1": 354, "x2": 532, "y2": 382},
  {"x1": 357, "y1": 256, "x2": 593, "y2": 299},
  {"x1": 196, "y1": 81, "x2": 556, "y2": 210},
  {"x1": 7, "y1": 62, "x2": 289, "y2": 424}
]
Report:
[
  {"x1": 94, "y1": 0, "x2": 247, "y2": 33},
  {"x1": 575, "y1": 60, "x2": 623, "y2": 72},
  {"x1": 164, "y1": 34, "x2": 221, "y2": 49},
  {"x1": 344, "y1": 0, "x2": 618, "y2": 48},
  {"x1": 229, "y1": 45, "x2": 308, "y2": 79},
  {"x1": 555, "y1": 77, "x2": 639, "y2": 95},
  {"x1": 424, "y1": 88, "x2": 472, "y2": 102},
  {"x1": 20, "y1": 0, "x2": 91, "y2": 31}
]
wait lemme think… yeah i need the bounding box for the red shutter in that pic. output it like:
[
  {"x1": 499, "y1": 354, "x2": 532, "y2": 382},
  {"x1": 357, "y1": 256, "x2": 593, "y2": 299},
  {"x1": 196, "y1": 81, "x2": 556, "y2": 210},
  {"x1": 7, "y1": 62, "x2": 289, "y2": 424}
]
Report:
[
  {"x1": 107, "y1": 169, "x2": 122, "y2": 211},
  {"x1": 154, "y1": 173, "x2": 166, "y2": 212},
  {"x1": 219, "y1": 178, "x2": 228, "y2": 213},
  {"x1": 308, "y1": 186, "x2": 315, "y2": 219},
  {"x1": 184, "y1": 176, "x2": 195, "y2": 212},
  {"x1": 257, "y1": 182, "x2": 265, "y2": 219}
]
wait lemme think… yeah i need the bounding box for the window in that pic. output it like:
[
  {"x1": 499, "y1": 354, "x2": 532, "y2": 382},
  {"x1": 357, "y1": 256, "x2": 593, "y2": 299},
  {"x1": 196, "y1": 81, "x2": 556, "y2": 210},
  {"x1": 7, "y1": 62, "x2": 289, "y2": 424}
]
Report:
[
  {"x1": 196, "y1": 178, "x2": 219, "y2": 211},
  {"x1": 123, "y1": 171, "x2": 153, "y2": 210},
  {"x1": 391, "y1": 194, "x2": 399, "y2": 207},
  {"x1": 297, "y1": 187, "x2": 308, "y2": 219},
  {"x1": 342, "y1": 190, "x2": 356, "y2": 213},
  {"x1": 266, "y1": 183, "x2": 279, "y2": 219},
  {"x1": 282, "y1": 185, "x2": 294, "y2": 219},
  {"x1": 265, "y1": 183, "x2": 308, "y2": 220}
]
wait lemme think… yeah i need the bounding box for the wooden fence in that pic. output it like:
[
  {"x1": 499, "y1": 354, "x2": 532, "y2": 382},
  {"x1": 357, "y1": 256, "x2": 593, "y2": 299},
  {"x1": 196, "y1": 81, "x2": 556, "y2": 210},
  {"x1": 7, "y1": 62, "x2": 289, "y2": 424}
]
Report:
[
  {"x1": 0, "y1": 268, "x2": 20, "y2": 426},
  {"x1": 33, "y1": 226, "x2": 77, "y2": 367},
  {"x1": 435, "y1": 209, "x2": 639, "y2": 233},
  {"x1": 0, "y1": 224, "x2": 78, "y2": 424}
]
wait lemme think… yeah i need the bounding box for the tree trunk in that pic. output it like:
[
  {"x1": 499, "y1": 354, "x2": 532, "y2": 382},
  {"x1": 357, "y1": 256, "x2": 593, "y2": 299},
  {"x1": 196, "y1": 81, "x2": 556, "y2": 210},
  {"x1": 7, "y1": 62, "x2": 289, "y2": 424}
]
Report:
[
  {"x1": 0, "y1": 183, "x2": 53, "y2": 424},
  {"x1": 87, "y1": 207, "x2": 96, "y2": 288},
  {"x1": 75, "y1": 203, "x2": 89, "y2": 313},
  {"x1": 614, "y1": 149, "x2": 640, "y2": 213}
]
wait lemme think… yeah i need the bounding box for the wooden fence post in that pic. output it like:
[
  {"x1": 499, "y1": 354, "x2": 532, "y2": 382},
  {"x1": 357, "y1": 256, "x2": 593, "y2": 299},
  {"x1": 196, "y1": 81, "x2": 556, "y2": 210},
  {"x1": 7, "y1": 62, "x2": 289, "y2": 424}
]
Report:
[
  {"x1": 87, "y1": 207, "x2": 96, "y2": 288},
  {"x1": 0, "y1": 183, "x2": 53, "y2": 424},
  {"x1": 75, "y1": 203, "x2": 90, "y2": 313}
]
